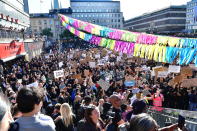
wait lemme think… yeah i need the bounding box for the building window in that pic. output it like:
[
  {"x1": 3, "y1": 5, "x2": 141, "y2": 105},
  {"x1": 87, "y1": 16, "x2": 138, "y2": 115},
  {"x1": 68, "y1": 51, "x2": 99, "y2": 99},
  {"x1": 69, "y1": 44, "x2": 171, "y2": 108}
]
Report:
[
  {"x1": 118, "y1": 19, "x2": 120, "y2": 22},
  {"x1": 38, "y1": 20, "x2": 41, "y2": 25}
]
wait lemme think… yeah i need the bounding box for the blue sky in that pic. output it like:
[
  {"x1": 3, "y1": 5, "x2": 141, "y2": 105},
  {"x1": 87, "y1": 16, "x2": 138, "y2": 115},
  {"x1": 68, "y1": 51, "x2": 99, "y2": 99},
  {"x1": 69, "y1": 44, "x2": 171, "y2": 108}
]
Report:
[{"x1": 28, "y1": 0, "x2": 190, "y2": 20}]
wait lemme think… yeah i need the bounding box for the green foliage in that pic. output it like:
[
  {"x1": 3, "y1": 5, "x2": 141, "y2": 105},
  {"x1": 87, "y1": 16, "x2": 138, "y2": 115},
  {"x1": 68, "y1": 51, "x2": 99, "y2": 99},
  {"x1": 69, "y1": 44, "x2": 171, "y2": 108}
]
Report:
[
  {"x1": 41, "y1": 28, "x2": 53, "y2": 37},
  {"x1": 59, "y1": 30, "x2": 75, "y2": 39}
]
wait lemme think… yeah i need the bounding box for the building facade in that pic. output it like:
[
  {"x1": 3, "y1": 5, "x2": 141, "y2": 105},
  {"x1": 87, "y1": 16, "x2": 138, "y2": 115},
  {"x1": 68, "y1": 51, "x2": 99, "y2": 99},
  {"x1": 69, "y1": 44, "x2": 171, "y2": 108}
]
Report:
[
  {"x1": 30, "y1": 8, "x2": 72, "y2": 40},
  {"x1": 70, "y1": 0, "x2": 123, "y2": 29},
  {"x1": 186, "y1": 0, "x2": 197, "y2": 33},
  {"x1": 124, "y1": 5, "x2": 186, "y2": 34},
  {"x1": 23, "y1": 0, "x2": 29, "y2": 14},
  {"x1": 0, "y1": 0, "x2": 30, "y2": 62}
]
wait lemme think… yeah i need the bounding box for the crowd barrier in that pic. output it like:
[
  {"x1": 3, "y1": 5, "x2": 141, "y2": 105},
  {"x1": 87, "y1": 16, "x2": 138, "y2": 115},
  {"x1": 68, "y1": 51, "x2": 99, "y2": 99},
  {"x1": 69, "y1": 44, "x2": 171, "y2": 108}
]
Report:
[{"x1": 148, "y1": 106, "x2": 197, "y2": 131}]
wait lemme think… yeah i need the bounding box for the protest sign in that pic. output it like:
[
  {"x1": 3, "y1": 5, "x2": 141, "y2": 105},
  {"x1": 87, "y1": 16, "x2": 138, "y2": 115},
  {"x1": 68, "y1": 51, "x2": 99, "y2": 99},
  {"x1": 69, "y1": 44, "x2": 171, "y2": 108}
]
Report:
[
  {"x1": 72, "y1": 74, "x2": 82, "y2": 79},
  {"x1": 181, "y1": 67, "x2": 193, "y2": 77},
  {"x1": 45, "y1": 55, "x2": 49, "y2": 59},
  {"x1": 58, "y1": 61, "x2": 63, "y2": 68},
  {"x1": 158, "y1": 71, "x2": 168, "y2": 78},
  {"x1": 124, "y1": 81, "x2": 135, "y2": 87},
  {"x1": 26, "y1": 81, "x2": 39, "y2": 88},
  {"x1": 168, "y1": 65, "x2": 181, "y2": 73},
  {"x1": 89, "y1": 62, "x2": 96, "y2": 68},
  {"x1": 181, "y1": 78, "x2": 197, "y2": 87},
  {"x1": 54, "y1": 70, "x2": 64, "y2": 79},
  {"x1": 84, "y1": 70, "x2": 90, "y2": 77},
  {"x1": 189, "y1": 64, "x2": 197, "y2": 71},
  {"x1": 116, "y1": 56, "x2": 122, "y2": 62},
  {"x1": 97, "y1": 79, "x2": 110, "y2": 91},
  {"x1": 95, "y1": 54, "x2": 100, "y2": 59}
]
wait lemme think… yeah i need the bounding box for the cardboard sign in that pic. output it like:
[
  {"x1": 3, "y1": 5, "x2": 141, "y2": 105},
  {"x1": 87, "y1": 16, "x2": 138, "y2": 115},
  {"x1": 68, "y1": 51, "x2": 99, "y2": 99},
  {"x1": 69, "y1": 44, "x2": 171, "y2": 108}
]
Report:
[
  {"x1": 168, "y1": 65, "x2": 181, "y2": 73},
  {"x1": 181, "y1": 67, "x2": 193, "y2": 77},
  {"x1": 97, "y1": 79, "x2": 110, "y2": 91},
  {"x1": 89, "y1": 62, "x2": 96, "y2": 68},
  {"x1": 181, "y1": 78, "x2": 197, "y2": 87},
  {"x1": 54, "y1": 70, "x2": 64, "y2": 78},
  {"x1": 84, "y1": 70, "x2": 90, "y2": 77},
  {"x1": 189, "y1": 64, "x2": 197, "y2": 71},
  {"x1": 72, "y1": 74, "x2": 82, "y2": 79},
  {"x1": 80, "y1": 59, "x2": 87, "y2": 64},
  {"x1": 58, "y1": 61, "x2": 63, "y2": 68},
  {"x1": 158, "y1": 71, "x2": 168, "y2": 78}
]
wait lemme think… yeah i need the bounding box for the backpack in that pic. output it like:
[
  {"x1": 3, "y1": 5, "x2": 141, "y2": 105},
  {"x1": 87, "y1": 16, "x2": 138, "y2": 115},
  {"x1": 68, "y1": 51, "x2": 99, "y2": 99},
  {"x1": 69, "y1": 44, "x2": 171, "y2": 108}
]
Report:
[{"x1": 8, "y1": 122, "x2": 19, "y2": 131}]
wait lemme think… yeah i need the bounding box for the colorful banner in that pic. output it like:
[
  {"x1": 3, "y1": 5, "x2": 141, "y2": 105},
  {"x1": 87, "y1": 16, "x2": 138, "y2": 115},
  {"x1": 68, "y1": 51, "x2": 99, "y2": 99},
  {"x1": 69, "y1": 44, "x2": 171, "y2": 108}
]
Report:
[
  {"x1": 60, "y1": 15, "x2": 197, "y2": 66},
  {"x1": 59, "y1": 14, "x2": 197, "y2": 48},
  {"x1": 0, "y1": 42, "x2": 26, "y2": 62}
]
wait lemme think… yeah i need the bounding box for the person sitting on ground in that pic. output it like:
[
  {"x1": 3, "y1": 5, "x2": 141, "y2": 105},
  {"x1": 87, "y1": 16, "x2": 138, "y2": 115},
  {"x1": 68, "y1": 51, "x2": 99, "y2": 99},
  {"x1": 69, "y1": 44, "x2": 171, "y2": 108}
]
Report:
[{"x1": 15, "y1": 87, "x2": 55, "y2": 131}]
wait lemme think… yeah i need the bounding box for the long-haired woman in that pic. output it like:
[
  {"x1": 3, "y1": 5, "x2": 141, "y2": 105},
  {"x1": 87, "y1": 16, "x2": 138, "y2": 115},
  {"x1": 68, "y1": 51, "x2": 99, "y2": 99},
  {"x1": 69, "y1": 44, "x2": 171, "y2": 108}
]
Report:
[
  {"x1": 77, "y1": 105, "x2": 105, "y2": 131},
  {"x1": 55, "y1": 103, "x2": 76, "y2": 131}
]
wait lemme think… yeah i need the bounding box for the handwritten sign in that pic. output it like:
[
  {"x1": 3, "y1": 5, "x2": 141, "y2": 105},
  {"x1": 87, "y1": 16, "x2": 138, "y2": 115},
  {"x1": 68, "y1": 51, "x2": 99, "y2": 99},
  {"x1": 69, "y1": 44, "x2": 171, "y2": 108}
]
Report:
[
  {"x1": 97, "y1": 79, "x2": 110, "y2": 91},
  {"x1": 181, "y1": 67, "x2": 193, "y2": 77},
  {"x1": 168, "y1": 65, "x2": 181, "y2": 73},
  {"x1": 54, "y1": 70, "x2": 64, "y2": 78},
  {"x1": 89, "y1": 62, "x2": 96, "y2": 68},
  {"x1": 181, "y1": 78, "x2": 197, "y2": 87},
  {"x1": 58, "y1": 61, "x2": 63, "y2": 68},
  {"x1": 158, "y1": 71, "x2": 168, "y2": 78}
]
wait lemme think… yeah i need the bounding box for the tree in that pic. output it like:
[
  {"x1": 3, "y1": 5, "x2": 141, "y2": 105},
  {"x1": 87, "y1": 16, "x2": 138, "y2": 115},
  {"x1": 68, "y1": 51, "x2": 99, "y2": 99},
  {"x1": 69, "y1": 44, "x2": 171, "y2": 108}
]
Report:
[
  {"x1": 59, "y1": 30, "x2": 75, "y2": 39},
  {"x1": 41, "y1": 28, "x2": 53, "y2": 37}
]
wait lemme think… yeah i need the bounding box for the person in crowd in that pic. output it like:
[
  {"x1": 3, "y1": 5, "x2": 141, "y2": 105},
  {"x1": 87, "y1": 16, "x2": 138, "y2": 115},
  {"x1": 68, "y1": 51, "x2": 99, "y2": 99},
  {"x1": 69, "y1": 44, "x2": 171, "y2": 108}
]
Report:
[
  {"x1": 55, "y1": 103, "x2": 76, "y2": 131},
  {"x1": 107, "y1": 94, "x2": 124, "y2": 131},
  {"x1": 11, "y1": 104, "x2": 22, "y2": 120},
  {"x1": 15, "y1": 87, "x2": 55, "y2": 131},
  {"x1": 51, "y1": 103, "x2": 61, "y2": 120},
  {"x1": 188, "y1": 90, "x2": 197, "y2": 111},
  {"x1": 77, "y1": 105, "x2": 104, "y2": 131},
  {"x1": 77, "y1": 96, "x2": 92, "y2": 121},
  {"x1": 98, "y1": 99, "x2": 104, "y2": 114},
  {"x1": 0, "y1": 94, "x2": 13, "y2": 131},
  {"x1": 152, "y1": 89, "x2": 164, "y2": 110}
]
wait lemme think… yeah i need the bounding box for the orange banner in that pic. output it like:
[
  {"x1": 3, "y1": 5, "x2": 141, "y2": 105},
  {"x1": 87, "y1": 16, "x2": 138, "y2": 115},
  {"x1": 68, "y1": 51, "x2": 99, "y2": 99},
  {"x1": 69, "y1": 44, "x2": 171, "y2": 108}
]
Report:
[{"x1": 0, "y1": 42, "x2": 26, "y2": 61}]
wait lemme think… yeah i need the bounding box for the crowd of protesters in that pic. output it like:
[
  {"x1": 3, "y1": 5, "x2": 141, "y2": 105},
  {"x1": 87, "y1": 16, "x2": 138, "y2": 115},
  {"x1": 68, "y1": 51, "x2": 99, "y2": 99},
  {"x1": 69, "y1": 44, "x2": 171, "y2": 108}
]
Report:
[{"x1": 0, "y1": 43, "x2": 196, "y2": 131}]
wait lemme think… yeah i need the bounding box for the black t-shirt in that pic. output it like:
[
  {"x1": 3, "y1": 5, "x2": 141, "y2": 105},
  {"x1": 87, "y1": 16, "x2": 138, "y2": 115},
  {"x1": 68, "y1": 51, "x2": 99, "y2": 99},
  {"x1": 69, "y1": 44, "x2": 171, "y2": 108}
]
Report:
[{"x1": 55, "y1": 118, "x2": 74, "y2": 131}]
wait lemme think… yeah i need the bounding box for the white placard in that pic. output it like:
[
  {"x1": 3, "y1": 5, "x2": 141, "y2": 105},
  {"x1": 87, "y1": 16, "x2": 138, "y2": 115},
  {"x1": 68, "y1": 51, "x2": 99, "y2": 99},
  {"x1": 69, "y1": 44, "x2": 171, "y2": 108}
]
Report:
[
  {"x1": 82, "y1": 54, "x2": 86, "y2": 58},
  {"x1": 95, "y1": 54, "x2": 100, "y2": 59},
  {"x1": 89, "y1": 62, "x2": 96, "y2": 68},
  {"x1": 54, "y1": 70, "x2": 64, "y2": 79},
  {"x1": 151, "y1": 71, "x2": 155, "y2": 77},
  {"x1": 45, "y1": 55, "x2": 49, "y2": 59},
  {"x1": 97, "y1": 79, "x2": 110, "y2": 91},
  {"x1": 158, "y1": 71, "x2": 168, "y2": 78},
  {"x1": 168, "y1": 65, "x2": 181, "y2": 73},
  {"x1": 58, "y1": 62, "x2": 63, "y2": 68},
  {"x1": 26, "y1": 81, "x2": 39, "y2": 88},
  {"x1": 117, "y1": 56, "x2": 121, "y2": 61}
]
